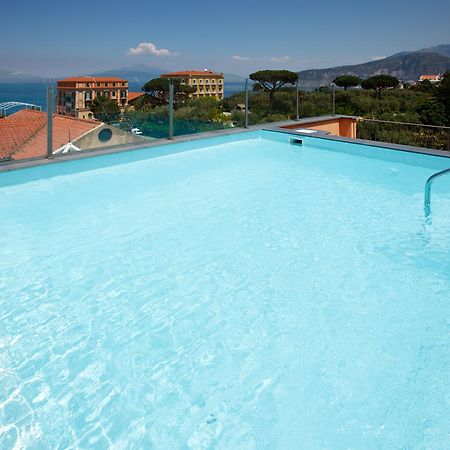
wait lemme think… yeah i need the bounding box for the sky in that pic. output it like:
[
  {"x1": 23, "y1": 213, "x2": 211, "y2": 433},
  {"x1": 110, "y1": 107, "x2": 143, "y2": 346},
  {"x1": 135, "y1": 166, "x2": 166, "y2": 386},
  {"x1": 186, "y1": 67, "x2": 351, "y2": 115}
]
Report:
[{"x1": 2, "y1": 0, "x2": 450, "y2": 77}]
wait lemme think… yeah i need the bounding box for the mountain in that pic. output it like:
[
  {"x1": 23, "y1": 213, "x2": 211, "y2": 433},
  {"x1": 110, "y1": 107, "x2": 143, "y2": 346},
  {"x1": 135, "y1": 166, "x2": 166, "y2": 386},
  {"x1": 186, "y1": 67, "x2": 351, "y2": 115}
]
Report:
[
  {"x1": 223, "y1": 72, "x2": 246, "y2": 83},
  {"x1": 0, "y1": 69, "x2": 46, "y2": 83},
  {"x1": 89, "y1": 64, "x2": 165, "y2": 84},
  {"x1": 89, "y1": 65, "x2": 246, "y2": 90},
  {"x1": 90, "y1": 65, "x2": 246, "y2": 83},
  {"x1": 392, "y1": 44, "x2": 450, "y2": 59},
  {"x1": 417, "y1": 44, "x2": 450, "y2": 58},
  {"x1": 298, "y1": 47, "x2": 450, "y2": 88}
]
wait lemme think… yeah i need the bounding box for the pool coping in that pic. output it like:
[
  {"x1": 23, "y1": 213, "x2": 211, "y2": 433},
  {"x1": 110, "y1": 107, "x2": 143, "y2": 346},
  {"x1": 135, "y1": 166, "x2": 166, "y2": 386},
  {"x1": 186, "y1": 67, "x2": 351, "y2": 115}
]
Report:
[
  {"x1": 1, "y1": 115, "x2": 449, "y2": 173},
  {"x1": 269, "y1": 131, "x2": 450, "y2": 159}
]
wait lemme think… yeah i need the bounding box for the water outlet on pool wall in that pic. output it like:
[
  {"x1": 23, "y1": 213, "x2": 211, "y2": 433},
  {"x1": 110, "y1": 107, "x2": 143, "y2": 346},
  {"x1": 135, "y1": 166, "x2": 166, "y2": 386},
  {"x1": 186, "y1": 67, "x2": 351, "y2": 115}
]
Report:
[{"x1": 289, "y1": 138, "x2": 303, "y2": 146}]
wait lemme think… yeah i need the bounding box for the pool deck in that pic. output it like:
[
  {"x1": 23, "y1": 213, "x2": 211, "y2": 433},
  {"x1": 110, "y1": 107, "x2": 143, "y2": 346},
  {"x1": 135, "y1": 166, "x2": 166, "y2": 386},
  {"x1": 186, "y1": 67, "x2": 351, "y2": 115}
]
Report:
[{"x1": 1, "y1": 115, "x2": 449, "y2": 173}]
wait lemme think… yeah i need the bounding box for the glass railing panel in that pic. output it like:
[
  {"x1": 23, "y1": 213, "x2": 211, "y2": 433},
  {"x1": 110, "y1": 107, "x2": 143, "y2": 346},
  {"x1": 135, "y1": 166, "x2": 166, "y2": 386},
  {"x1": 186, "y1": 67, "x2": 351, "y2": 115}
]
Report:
[{"x1": 0, "y1": 80, "x2": 50, "y2": 162}]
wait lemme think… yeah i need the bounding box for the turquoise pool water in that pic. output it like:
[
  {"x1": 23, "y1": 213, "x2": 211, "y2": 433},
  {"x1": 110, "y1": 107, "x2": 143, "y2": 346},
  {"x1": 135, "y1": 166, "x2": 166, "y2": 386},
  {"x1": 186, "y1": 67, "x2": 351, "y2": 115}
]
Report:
[{"x1": 1, "y1": 131, "x2": 450, "y2": 448}]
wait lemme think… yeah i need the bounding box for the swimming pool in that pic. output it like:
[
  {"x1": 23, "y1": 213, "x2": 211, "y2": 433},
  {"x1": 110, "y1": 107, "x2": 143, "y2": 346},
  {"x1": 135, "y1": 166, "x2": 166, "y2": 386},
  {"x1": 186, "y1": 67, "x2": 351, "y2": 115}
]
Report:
[{"x1": 1, "y1": 130, "x2": 450, "y2": 448}]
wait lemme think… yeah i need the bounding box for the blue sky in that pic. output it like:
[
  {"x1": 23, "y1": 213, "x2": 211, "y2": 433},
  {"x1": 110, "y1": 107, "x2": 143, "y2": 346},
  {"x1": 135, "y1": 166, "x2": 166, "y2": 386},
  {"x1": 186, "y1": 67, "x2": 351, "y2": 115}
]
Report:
[{"x1": 2, "y1": 0, "x2": 450, "y2": 76}]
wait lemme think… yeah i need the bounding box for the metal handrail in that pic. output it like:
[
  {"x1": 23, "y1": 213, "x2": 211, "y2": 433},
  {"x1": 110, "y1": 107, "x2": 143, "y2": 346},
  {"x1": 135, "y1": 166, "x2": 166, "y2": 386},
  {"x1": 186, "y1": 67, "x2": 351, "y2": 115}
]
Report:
[
  {"x1": 360, "y1": 118, "x2": 450, "y2": 151},
  {"x1": 361, "y1": 118, "x2": 450, "y2": 131},
  {"x1": 424, "y1": 168, "x2": 450, "y2": 217}
]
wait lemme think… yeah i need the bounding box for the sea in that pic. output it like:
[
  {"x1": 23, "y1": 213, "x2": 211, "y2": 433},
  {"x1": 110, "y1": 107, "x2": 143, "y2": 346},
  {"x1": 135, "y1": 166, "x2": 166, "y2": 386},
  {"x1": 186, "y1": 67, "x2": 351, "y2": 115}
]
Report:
[{"x1": 0, "y1": 82, "x2": 247, "y2": 112}]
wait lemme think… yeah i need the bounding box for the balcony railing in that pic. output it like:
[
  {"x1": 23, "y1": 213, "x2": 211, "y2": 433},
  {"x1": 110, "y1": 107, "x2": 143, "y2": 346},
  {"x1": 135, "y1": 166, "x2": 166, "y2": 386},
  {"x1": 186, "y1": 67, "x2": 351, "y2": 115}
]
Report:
[{"x1": 357, "y1": 118, "x2": 450, "y2": 151}]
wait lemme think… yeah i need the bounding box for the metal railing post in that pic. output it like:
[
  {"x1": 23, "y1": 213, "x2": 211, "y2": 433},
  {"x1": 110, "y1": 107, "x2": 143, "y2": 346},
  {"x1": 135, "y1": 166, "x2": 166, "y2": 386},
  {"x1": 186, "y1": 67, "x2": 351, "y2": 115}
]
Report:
[
  {"x1": 168, "y1": 78, "x2": 174, "y2": 140},
  {"x1": 46, "y1": 84, "x2": 54, "y2": 158},
  {"x1": 296, "y1": 80, "x2": 299, "y2": 120},
  {"x1": 244, "y1": 78, "x2": 249, "y2": 129},
  {"x1": 331, "y1": 83, "x2": 336, "y2": 116}
]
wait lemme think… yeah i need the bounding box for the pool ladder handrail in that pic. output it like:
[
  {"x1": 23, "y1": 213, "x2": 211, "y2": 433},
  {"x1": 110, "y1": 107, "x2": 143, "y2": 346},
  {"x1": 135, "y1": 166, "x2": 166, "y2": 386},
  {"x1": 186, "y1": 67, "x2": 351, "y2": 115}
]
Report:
[{"x1": 424, "y1": 167, "x2": 450, "y2": 217}]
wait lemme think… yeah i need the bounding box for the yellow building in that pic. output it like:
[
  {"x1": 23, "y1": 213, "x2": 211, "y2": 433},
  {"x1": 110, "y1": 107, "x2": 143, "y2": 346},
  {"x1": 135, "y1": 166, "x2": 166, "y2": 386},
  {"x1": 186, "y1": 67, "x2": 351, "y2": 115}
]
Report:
[
  {"x1": 56, "y1": 76, "x2": 128, "y2": 119},
  {"x1": 161, "y1": 70, "x2": 224, "y2": 100}
]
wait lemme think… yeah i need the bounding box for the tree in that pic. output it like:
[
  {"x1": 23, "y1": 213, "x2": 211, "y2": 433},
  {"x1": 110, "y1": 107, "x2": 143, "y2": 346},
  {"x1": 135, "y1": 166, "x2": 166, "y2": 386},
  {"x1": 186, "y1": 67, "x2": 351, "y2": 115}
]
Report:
[
  {"x1": 249, "y1": 70, "x2": 298, "y2": 113},
  {"x1": 141, "y1": 78, "x2": 196, "y2": 107},
  {"x1": 361, "y1": 75, "x2": 399, "y2": 99},
  {"x1": 434, "y1": 72, "x2": 450, "y2": 126},
  {"x1": 89, "y1": 95, "x2": 121, "y2": 123},
  {"x1": 175, "y1": 97, "x2": 224, "y2": 122},
  {"x1": 333, "y1": 75, "x2": 361, "y2": 90},
  {"x1": 132, "y1": 94, "x2": 154, "y2": 112},
  {"x1": 414, "y1": 79, "x2": 435, "y2": 93}
]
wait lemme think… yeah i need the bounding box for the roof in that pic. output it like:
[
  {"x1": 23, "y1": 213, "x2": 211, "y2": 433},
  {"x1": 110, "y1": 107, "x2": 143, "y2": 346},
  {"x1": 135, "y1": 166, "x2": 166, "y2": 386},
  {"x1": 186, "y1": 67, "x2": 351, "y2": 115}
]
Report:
[
  {"x1": 419, "y1": 74, "x2": 440, "y2": 80},
  {"x1": 161, "y1": 70, "x2": 223, "y2": 77},
  {"x1": 58, "y1": 76, "x2": 127, "y2": 83},
  {"x1": 128, "y1": 92, "x2": 145, "y2": 102},
  {"x1": 0, "y1": 109, "x2": 100, "y2": 160}
]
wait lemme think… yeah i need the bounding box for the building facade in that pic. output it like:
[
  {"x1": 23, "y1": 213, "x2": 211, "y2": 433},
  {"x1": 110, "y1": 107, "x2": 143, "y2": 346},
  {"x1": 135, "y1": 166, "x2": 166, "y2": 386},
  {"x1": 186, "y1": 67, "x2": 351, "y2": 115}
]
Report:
[
  {"x1": 418, "y1": 74, "x2": 443, "y2": 83},
  {"x1": 160, "y1": 70, "x2": 224, "y2": 100},
  {"x1": 56, "y1": 77, "x2": 129, "y2": 119}
]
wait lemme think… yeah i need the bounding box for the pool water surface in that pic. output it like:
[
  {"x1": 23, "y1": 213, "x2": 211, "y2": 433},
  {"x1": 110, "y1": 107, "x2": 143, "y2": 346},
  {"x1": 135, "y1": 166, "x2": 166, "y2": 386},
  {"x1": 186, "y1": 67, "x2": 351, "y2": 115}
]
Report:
[{"x1": 1, "y1": 131, "x2": 450, "y2": 448}]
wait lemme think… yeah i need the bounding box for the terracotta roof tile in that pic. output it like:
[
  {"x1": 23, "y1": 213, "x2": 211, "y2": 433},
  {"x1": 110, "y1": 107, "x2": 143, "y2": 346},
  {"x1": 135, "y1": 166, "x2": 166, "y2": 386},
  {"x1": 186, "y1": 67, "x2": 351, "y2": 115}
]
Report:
[
  {"x1": 58, "y1": 76, "x2": 127, "y2": 83},
  {"x1": 161, "y1": 70, "x2": 223, "y2": 77},
  {"x1": 419, "y1": 74, "x2": 439, "y2": 80},
  {"x1": 0, "y1": 109, "x2": 100, "y2": 160},
  {"x1": 128, "y1": 92, "x2": 144, "y2": 102}
]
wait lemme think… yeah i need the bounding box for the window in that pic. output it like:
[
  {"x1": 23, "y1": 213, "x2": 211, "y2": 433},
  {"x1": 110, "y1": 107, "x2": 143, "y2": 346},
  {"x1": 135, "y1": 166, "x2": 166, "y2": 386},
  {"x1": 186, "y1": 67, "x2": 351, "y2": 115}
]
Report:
[
  {"x1": 122, "y1": 82, "x2": 126, "y2": 86},
  {"x1": 97, "y1": 83, "x2": 101, "y2": 87},
  {"x1": 112, "y1": 91, "x2": 116, "y2": 97},
  {"x1": 192, "y1": 79, "x2": 197, "y2": 84},
  {"x1": 112, "y1": 83, "x2": 116, "y2": 87},
  {"x1": 98, "y1": 128, "x2": 113, "y2": 142}
]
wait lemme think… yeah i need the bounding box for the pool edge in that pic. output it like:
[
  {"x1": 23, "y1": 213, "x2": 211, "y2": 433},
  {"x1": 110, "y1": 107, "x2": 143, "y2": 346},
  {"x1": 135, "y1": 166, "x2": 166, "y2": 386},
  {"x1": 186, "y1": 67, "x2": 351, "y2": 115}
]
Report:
[{"x1": 1, "y1": 117, "x2": 449, "y2": 175}]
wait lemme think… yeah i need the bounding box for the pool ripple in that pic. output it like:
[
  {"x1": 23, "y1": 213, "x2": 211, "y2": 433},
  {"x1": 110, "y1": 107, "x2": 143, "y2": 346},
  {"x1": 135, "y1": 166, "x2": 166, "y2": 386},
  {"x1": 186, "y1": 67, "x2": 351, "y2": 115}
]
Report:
[{"x1": 1, "y1": 135, "x2": 450, "y2": 448}]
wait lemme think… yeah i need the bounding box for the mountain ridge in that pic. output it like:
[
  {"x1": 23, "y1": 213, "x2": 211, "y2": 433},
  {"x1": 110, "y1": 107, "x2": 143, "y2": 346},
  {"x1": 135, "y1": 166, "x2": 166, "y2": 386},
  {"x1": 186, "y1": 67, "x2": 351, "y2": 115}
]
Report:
[
  {"x1": 0, "y1": 69, "x2": 46, "y2": 83},
  {"x1": 298, "y1": 45, "x2": 450, "y2": 87}
]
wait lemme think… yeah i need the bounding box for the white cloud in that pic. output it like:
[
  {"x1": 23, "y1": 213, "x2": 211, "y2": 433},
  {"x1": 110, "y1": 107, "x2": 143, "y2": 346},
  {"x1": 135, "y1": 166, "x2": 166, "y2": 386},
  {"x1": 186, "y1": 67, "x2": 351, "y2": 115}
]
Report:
[
  {"x1": 269, "y1": 56, "x2": 291, "y2": 63},
  {"x1": 128, "y1": 42, "x2": 177, "y2": 57},
  {"x1": 231, "y1": 55, "x2": 295, "y2": 64},
  {"x1": 231, "y1": 55, "x2": 293, "y2": 63},
  {"x1": 370, "y1": 55, "x2": 386, "y2": 61}
]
